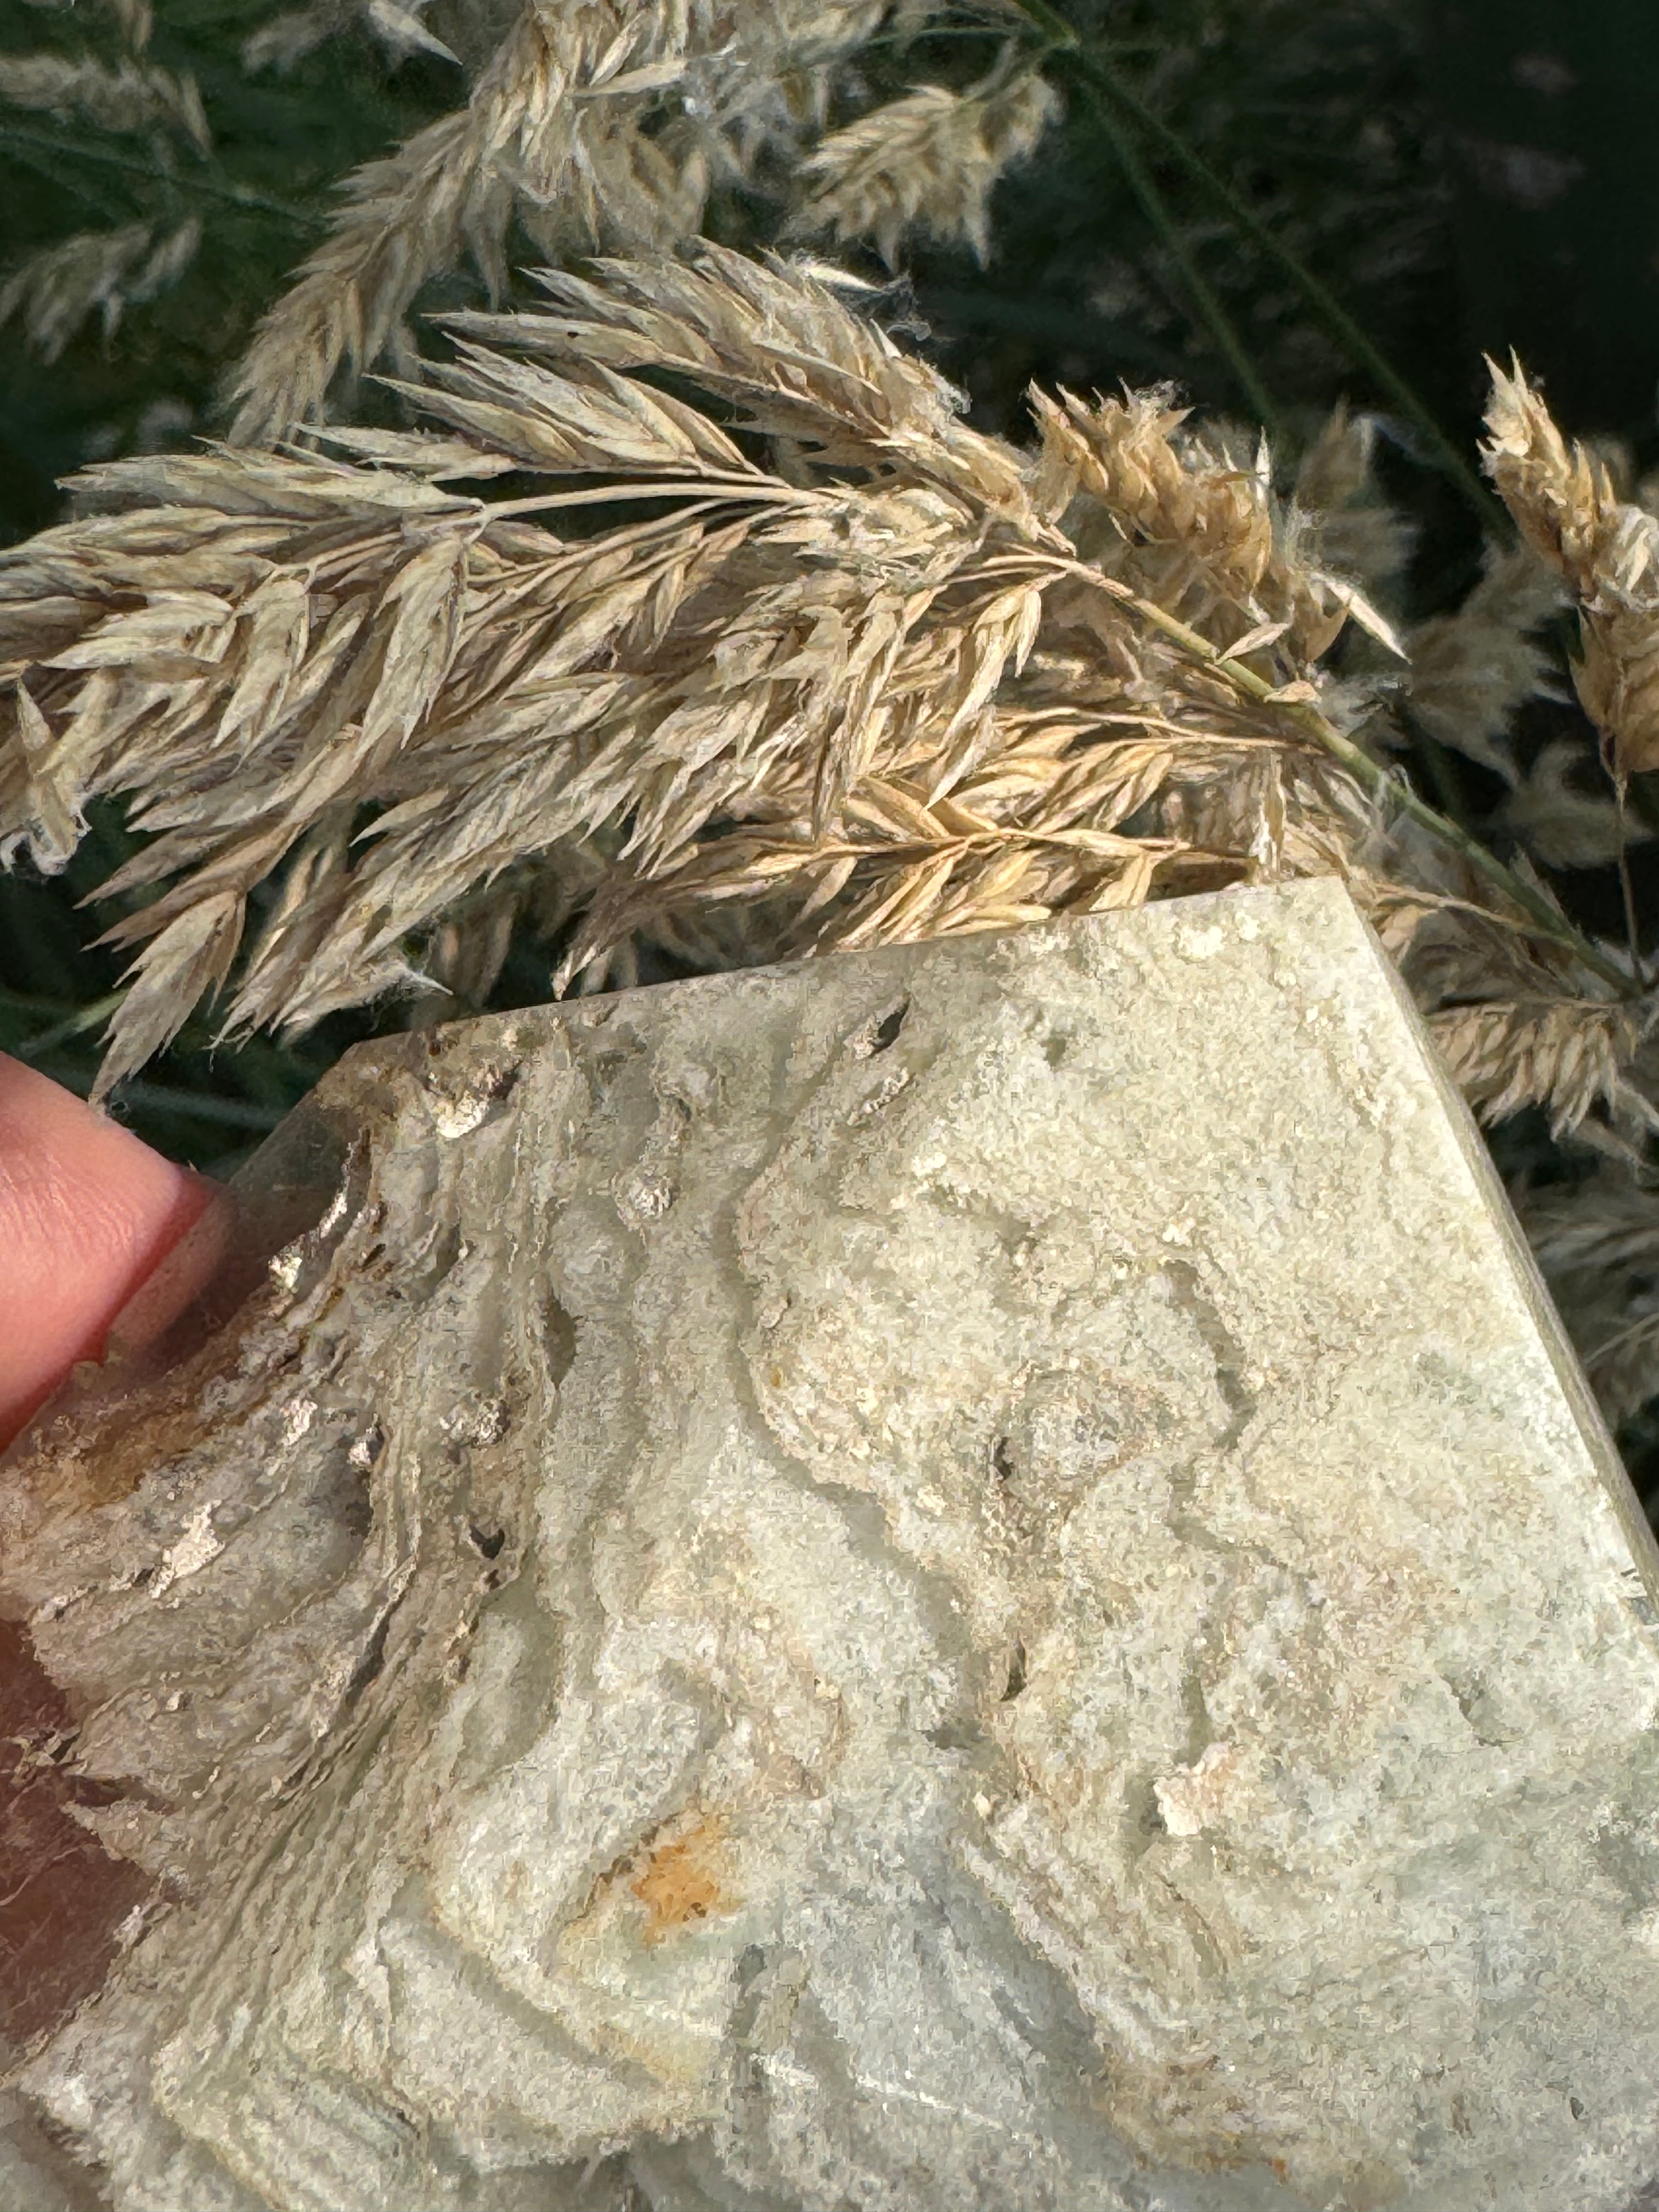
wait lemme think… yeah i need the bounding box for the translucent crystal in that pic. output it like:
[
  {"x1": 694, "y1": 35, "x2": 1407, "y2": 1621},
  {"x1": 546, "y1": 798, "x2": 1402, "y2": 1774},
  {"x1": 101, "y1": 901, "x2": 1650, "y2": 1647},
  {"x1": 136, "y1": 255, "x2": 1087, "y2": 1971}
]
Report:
[{"x1": 4, "y1": 881, "x2": 1659, "y2": 2210}]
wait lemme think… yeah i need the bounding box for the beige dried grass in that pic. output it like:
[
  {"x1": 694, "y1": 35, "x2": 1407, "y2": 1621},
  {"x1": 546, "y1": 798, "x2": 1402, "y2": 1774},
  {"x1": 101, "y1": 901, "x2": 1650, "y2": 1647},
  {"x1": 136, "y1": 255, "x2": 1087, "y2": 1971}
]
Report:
[
  {"x1": 0, "y1": 220, "x2": 202, "y2": 363},
  {"x1": 789, "y1": 63, "x2": 1060, "y2": 267},
  {"x1": 1, "y1": 246, "x2": 1654, "y2": 1201},
  {"x1": 1485, "y1": 359, "x2": 1659, "y2": 782},
  {"x1": 1290, "y1": 402, "x2": 1415, "y2": 600},
  {"x1": 225, "y1": 0, "x2": 918, "y2": 443},
  {"x1": 1387, "y1": 870, "x2": 1653, "y2": 1146},
  {"x1": 1429, "y1": 997, "x2": 1656, "y2": 1141},
  {"x1": 10, "y1": 252, "x2": 1659, "y2": 1443},
  {"x1": 7, "y1": 5, "x2": 1659, "y2": 1439},
  {"x1": 1405, "y1": 541, "x2": 1564, "y2": 785},
  {"x1": 1498, "y1": 741, "x2": 1654, "y2": 872},
  {"x1": 0, "y1": 52, "x2": 210, "y2": 148},
  {"x1": 1522, "y1": 1169, "x2": 1659, "y2": 1426},
  {"x1": 242, "y1": 0, "x2": 462, "y2": 73},
  {"x1": 3, "y1": 244, "x2": 1415, "y2": 1095},
  {"x1": 1026, "y1": 385, "x2": 1403, "y2": 664}
]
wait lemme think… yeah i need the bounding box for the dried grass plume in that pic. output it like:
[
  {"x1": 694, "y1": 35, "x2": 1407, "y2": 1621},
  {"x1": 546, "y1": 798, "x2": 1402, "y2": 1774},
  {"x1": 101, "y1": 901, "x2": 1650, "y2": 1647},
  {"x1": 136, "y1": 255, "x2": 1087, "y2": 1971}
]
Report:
[
  {"x1": 4, "y1": 245, "x2": 1419, "y2": 1097},
  {"x1": 7, "y1": 257, "x2": 1659, "y2": 1437},
  {"x1": 789, "y1": 63, "x2": 1060, "y2": 266},
  {"x1": 1484, "y1": 359, "x2": 1659, "y2": 782}
]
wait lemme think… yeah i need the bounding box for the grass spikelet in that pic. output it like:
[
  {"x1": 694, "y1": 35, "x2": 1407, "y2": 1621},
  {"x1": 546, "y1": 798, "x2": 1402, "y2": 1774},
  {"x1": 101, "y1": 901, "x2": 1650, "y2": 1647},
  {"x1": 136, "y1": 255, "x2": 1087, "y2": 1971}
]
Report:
[
  {"x1": 242, "y1": 0, "x2": 459, "y2": 71},
  {"x1": 2, "y1": 247, "x2": 1392, "y2": 1090},
  {"x1": 1429, "y1": 997, "x2": 1656, "y2": 1139},
  {"x1": 0, "y1": 219, "x2": 201, "y2": 362},
  {"x1": 241, "y1": 9, "x2": 340, "y2": 72},
  {"x1": 1497, "y1": 742, "x2": 1654, "y2": 872},
  {"x1": 788, "y1": 65, "x2": 1059, "y2": 267},
  {"x1": 226, "y1": 0, "x2": 919, "y2": 443},
  {"x1": 1522, "y1": 1170, "x2": 1659, "y2": 1427},
  {"x1": 102, "y1": 0, "x2": 154, "y2": 53},
  {"x1": 450, "y1": 244, "x2": 1035, "y2": 518},
  {"x1": 1483, "y1": 359, "x2": 1659, "y2": 782},
  {"x1": 1404, "y1": 542, "x2": 1564, "y2": 783},
  {"x1": 0, "y1": 254, "x2": 1641, "y2": 1124},
  {"x1": 1029, "y1": 385, "x2": 1274, "y2": 606},
  {"x1": 1291, "y1": 403, "x2": 1414, "y2": 600},
  {"x1": 1396, "y1": 834, "x2": 1654, "y2": 1136},
  {"x1": 1028, "y1": 382, "x2": 1405, "y2": 680},
  {"x1": 0, "y1": 53, "x2": 210, "y2": 149}
]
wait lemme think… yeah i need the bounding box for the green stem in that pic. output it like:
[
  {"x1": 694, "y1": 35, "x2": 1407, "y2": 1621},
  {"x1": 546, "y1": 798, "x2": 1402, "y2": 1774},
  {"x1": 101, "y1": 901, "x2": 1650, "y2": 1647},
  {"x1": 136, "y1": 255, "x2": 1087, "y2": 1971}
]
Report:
[
  {"x1": 1011, "y1": 0, "x2": 1505, "y2": 528},
  {"x1": 0, "y1": 985, "x2": 79, "y2": 1016},
  {"x1": 106, "y1": 1081, "x2": 286, "y2": 1131},
  {"x1": 1087, "y1": 94, "x2": 1280, "y2": 435},
  {"x1": 1617, "y1": 787, "x2": 1648, "y2": 987},
  {"x1": 0, "y1": 121, "x2": 323, "y2": 230},
  {"x1": 1400, "y1": 711, "x2": 1472, "y2": 832},
  {"x1": 0, "y1": 131, "x2": 116, "y2": 216},
  {"x1": 15, "y1": 989, "x2": 126, "y2": 1063}
]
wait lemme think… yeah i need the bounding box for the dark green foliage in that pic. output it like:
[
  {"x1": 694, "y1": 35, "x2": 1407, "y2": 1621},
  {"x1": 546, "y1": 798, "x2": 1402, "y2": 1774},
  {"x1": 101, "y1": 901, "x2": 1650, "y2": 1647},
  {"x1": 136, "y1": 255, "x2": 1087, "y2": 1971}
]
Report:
[{"x1": 0, "y1": 0, "x2": 460, "y2": 535}]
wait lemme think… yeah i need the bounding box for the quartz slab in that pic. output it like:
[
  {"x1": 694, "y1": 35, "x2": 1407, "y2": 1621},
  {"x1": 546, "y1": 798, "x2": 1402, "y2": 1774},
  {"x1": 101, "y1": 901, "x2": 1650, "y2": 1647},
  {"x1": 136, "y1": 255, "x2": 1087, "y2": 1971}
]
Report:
[{"x1": 4, "y1": 878, "x2": 1659, "y2": 2211}]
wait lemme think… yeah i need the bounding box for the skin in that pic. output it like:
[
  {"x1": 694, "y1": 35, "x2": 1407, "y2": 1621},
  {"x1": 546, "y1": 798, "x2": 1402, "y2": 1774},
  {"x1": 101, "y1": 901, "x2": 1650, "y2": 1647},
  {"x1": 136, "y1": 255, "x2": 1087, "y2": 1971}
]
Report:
[
  {"x1": 0, "y1": 1053, "x2": 222, "y2": 1451},
  {"x1": 0, "y1": 1054, "x2": 233, "y2": 2050}
]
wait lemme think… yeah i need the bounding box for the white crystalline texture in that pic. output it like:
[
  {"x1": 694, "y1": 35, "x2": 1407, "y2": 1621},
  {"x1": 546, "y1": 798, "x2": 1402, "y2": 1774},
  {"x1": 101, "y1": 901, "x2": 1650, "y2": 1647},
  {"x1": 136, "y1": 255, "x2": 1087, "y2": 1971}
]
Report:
[{"x1": 4, "y1": 880, "x2": 1659, "y2": 2210}]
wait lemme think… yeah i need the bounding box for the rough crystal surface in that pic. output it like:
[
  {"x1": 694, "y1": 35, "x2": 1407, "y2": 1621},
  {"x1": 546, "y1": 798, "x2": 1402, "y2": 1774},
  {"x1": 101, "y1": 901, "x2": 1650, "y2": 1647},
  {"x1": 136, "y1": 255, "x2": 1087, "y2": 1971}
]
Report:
[{"x1": 4, "y1": 879, "x2": 1659, "y2": 2211}]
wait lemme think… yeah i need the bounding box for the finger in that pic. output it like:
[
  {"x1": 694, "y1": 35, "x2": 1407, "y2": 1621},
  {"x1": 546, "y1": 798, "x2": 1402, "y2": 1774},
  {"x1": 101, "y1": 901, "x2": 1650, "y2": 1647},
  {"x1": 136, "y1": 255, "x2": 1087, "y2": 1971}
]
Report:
[{"x1": 0, "y1": 1055, "x2": 216, "y2": 1449}]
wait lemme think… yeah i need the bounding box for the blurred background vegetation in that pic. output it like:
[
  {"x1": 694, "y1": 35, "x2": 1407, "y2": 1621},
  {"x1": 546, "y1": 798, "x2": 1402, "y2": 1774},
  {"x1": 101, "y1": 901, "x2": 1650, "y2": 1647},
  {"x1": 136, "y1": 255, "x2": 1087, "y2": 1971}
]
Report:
[{"x1": 4, "y1": 0, "x2": 1659, "y2": 1494}]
